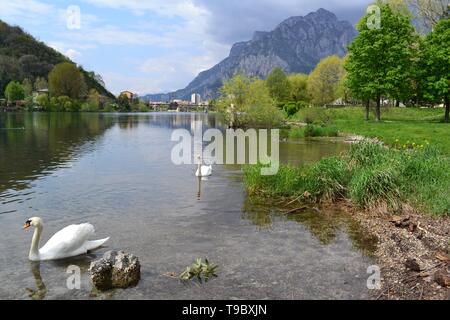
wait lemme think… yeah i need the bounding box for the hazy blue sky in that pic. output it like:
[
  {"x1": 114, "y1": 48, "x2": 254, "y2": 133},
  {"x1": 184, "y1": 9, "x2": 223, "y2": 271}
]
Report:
[{"x1": 0, "y1": 0, "x2": 372, "y2": 95}]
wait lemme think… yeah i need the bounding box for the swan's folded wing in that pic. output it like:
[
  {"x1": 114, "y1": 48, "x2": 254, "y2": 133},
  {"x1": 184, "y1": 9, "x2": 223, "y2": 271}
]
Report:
[{"x1": 39, "y1": 223, "x2": 95, "y2": 257}]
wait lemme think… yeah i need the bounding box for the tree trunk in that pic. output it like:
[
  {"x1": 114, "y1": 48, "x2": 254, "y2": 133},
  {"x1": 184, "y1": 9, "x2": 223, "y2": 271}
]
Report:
[
  {"x1": 365, "y1": 99, "x2": 370, "y2": 121},
  {"x1": 375, "y1": 94, "x2": 381, "y2": 122},
  {"x1": 396, "y1": 100, "x2": 400, "y2": 107},
  {"x1": 445, "y1": 96, "x2": 449, "y2": 123}
]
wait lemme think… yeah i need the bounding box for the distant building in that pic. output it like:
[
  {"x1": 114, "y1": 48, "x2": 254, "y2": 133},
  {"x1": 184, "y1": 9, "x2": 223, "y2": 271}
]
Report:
[
  {"x1": 191, "y1": 93, "x2": 201, "y2": 105},
  {"x1": 119, "y1": 91, "x2": 135, "y2": 101}
]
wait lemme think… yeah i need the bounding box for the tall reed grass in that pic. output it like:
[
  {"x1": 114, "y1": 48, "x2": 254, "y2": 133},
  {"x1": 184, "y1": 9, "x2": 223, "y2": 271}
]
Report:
[{"x1": 243, "y1": 141, "x2": 450, "y2": 215}]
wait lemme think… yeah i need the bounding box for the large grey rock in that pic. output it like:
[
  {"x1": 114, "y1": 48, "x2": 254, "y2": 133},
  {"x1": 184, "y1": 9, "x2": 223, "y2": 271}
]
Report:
[
  {"x1": 89, "y1": 250, "x2": 141, "y2": 290},
  {"x1": 143, "y1": 8, "x2": 357, "y2": 102}
]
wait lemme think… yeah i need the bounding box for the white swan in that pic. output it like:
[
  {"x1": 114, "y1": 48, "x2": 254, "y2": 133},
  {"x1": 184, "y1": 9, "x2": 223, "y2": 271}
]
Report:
[
  {"x1": 195, "y1": 156, "x2": 212, "y2": 177},
  {"x1": 23, "y1": 217, "x2": 109, "y2": 262}
]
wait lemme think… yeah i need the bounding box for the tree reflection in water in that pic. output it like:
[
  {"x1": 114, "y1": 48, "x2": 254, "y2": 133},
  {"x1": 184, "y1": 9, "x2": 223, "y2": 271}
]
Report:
[{"x1": 242, "y1": 197, "x2": 377, "y2": 257}]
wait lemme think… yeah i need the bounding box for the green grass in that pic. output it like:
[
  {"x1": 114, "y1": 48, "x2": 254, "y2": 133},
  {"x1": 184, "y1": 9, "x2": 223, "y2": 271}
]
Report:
[
  {"x1": 291, "y1": 107, "x2": 450, "y2": 155},
  {"x1": 243, "y1": 141, "x2": 450, "y2": 216}
]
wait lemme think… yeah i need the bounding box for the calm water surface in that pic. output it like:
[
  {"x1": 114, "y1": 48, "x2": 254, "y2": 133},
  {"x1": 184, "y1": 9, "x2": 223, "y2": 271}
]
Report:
[{"x1": 0, "y1": 112, "x2": 376, "y2": 300}]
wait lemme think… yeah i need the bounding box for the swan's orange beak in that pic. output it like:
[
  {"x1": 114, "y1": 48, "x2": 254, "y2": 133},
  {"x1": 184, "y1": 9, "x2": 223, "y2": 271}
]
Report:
[{"x1": 22, "y1": 222, "x2": 31, "y2": 230}]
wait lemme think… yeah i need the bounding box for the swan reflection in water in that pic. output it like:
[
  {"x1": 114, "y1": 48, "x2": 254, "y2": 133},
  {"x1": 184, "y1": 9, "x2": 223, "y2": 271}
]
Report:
[
  {"x1": 26, "y1": 255, "x2": 98, "y2": 300},
  {"x1": 27, "y1": 262, "x2": 47, "y2": 300},
  {"x1": 197, "y1": 176, "x2": 211, "y2": 200}
]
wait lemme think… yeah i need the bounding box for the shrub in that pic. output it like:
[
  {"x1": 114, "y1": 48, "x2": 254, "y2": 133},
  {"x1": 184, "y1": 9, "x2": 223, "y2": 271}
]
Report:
[
  {"x1": 301, "y1": 107, "x2": 331, "y2": 125},
  {"x1": 283, "y1": 101, "x2": 308, "y2": 118},
  {"x1": 36, "y1": 94, "x2": 49, "y2": 109},
  {"x1": 304, "y1": 124, "x2": 339, "y2": 137}
]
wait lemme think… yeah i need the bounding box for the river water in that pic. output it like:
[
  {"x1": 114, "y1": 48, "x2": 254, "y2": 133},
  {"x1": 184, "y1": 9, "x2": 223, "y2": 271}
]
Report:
[{"x1": 0, "y1": 112, "x2": 376, "y2": 300}]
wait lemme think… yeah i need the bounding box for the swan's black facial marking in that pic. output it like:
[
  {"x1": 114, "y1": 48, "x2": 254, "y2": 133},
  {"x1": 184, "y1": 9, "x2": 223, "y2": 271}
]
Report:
[{"x1": 23, "y1": 220, "x2": 32, "y2": 229}]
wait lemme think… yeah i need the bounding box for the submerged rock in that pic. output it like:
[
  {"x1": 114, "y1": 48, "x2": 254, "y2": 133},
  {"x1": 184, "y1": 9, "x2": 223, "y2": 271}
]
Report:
[{"x1": 89, "y1": 250, "x2": 141, "y2": 290}]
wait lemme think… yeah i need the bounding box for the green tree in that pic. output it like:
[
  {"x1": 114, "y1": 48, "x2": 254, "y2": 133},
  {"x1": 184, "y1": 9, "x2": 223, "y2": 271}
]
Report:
[
  {"x1": 217, "y1": 74, "x2": 283, "y2": 127},
  {"x1": 246, "y1": 79, "x2": 284, "y2": 128},
  {"x1": 308, "y1": 55, "x2": 345, "y2": 106},
  {"x1": 4, "y1": 81, "x2": 25, "y2": 103},
  {"x1": 266, "y1": 67, "x2": 292, "y2": 104},
  {"x1": 345, "y1": 3, "x2": 417, "y2": 121},
  {"x1": 118, "y1": 93, "x2": 131, "y2": 111},
  {"x1": 22, "y1": 78, "x2": 33, "y2": 97},
  {"x1": 420, "y1": 18, "x2": 450, "y2": 122},
  {"x1": 48, "y1": 62, "x2": 86, "y2": 99},
  {"x1": 288, "y1": 73, "x2": 309, "y2": 102},
  {"x1": 87, "y1": 89, "x2": 100, "y2": 110},
  {"x1": 217, "y1": 74, "x2": 251, "y2": 127}
]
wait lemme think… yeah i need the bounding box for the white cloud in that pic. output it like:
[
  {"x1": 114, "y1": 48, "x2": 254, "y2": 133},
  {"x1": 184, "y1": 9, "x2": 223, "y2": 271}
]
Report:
[
  {"x1": 65, "y1": 49, "x2": 82, "y2": 60},
  {"x1": 0, "y1": 0, "x2": 53, "y2": 17}
]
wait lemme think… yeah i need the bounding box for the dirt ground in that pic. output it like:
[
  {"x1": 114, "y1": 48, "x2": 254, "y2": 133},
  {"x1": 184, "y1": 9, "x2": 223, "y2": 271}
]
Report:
[{"x1": 342, "y1": 201, "x2": 450, "y2": 300}]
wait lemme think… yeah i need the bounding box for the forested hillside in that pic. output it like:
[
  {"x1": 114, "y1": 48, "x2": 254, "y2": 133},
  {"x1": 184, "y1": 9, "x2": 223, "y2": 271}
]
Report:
[{"x1": 0, "y1": 20, "x2": 114, "y2": 99}]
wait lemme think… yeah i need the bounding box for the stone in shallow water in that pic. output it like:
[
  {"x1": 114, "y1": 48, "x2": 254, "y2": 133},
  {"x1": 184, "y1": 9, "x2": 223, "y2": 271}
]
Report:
[{"x1": 89, "y1": 250, "x2": 141, "y2": 290}]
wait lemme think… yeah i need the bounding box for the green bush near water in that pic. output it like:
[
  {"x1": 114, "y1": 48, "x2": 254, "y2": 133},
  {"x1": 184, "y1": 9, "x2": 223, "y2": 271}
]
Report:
[{"x1": 243, "y1": 141, "x2": 450, "y2": 215}]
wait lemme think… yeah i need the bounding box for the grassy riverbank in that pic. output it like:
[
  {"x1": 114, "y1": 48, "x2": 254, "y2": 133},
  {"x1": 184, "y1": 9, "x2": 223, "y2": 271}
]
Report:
[
  {"x1": 244, "y1": 141, "x2": 450, "y2": 216},
  {"x1": 289, "y1": 107, "x2": 450, "y2": 156}
]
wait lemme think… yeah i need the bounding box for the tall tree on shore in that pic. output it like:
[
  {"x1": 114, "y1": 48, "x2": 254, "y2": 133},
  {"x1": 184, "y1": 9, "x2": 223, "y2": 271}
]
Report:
[
  {"x1": 420, "y1": 18, "x2": 450, "y2": 122},
  {"x1": 22, "y1": 78, "x2": 33, "y2": 97},
  {"x1": 345, "y1": 2, "x2": 417, "y2": 121},
  {"x1": 308, "y1": 55, "x2": 345, "y2": 106},
  {"x1": 288, "y1": 73, "x2": 309, "y2": 102},
  {"x1": 266, "y1": 68, "x2": 291, "y2": 104},
  {"x1": 48, "y1": 62, "x2": 86, "y2": 99},
  {"x1": 4, "y1": 81, "x2": 25, "y2": 103}
]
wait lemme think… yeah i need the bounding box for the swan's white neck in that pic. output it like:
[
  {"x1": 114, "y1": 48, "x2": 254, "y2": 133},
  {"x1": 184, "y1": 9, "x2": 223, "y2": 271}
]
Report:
[{"x1": 29, "y1": 225, "x2": 43, "y2": 260}]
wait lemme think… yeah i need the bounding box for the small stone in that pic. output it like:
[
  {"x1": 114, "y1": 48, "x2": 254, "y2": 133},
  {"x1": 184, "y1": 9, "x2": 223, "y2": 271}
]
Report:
[
  {"x1": 405, "y1": 258, "x2": 422, "y2": 272},
  {"x1": 434, "y1": 271, "x2": 450, "y2": 287}
]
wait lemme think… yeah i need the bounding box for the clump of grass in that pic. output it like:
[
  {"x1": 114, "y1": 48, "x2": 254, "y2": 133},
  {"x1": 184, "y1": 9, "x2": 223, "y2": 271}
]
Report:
[
  {"x1": 398, "y1": 145, "x2": 450, "y2": 214},
  {"x1": 349, "y1": 166, "x2": 401, "y2": 210},
  {"x1": 179, "y1": 258, "x2": 218, "y2": 283},
  {"x1": 304, "y1": 157, "x2": 350, "y2": 201},
  {"x1": 243, "y1": 140, "x2": 450, "y2": 216},
  {"x1": 243, "y1": 164, "x2": 305, "y2": 197},
  {"x1": 347, "y1": 141, "x2": 392, "y2": 168}
]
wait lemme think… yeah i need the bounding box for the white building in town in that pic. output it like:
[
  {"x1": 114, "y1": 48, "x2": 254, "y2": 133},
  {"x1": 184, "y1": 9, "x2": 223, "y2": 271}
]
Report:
[{"x1": 191, "y1": 93, "x2": 201, "y2": 105}]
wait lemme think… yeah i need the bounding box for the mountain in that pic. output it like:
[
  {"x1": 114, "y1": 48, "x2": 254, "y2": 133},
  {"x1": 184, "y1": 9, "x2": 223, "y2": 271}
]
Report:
[
  {"x1": 0, "y1": 20, "x2": 115, "y2": 99},
  {"x1": 143, "y1": 8, "x2": 357, "y2": 102}
]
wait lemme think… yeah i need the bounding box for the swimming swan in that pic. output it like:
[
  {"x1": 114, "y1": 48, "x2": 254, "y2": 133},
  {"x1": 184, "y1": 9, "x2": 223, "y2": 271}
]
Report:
[
  {"x1": 23, "y1": 217, "x2": 109, "y2": 261},
  {"x1": 195, "y1": 156, "x2": 212, "y2": 177}
]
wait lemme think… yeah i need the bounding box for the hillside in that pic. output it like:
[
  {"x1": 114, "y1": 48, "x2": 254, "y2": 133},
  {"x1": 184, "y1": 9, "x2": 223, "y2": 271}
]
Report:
[
  {"x1": 143, "y1": 8, "x2": 357, "y2": 102},
  {"x1": 0, "y1": 20, "x2": 114, "y2": 99}
]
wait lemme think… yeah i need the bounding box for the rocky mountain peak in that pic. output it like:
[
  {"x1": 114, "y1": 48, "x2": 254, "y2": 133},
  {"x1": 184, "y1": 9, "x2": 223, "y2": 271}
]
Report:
[{"x1": 143, "y1": 8, "x2": 357, "y2": 102}]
